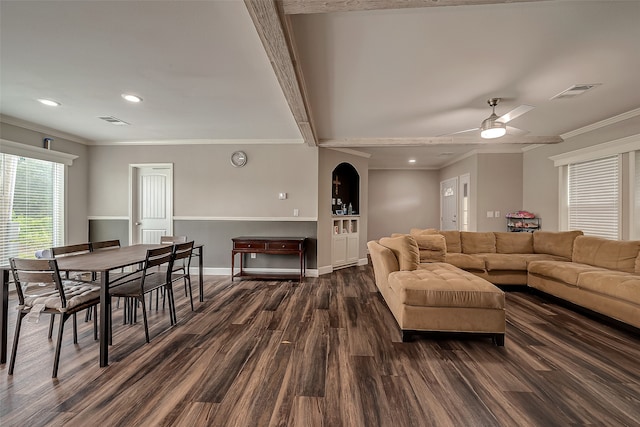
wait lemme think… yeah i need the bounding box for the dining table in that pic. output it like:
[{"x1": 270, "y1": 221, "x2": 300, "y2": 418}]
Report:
[{"x1": 0, "y1": 242, "x2": 204, "y2": 367}]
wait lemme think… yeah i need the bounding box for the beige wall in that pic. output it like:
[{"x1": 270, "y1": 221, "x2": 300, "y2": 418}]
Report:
[
  {"x1": 1, "y1": 122, "x2": 89, "y2": 244},
  {"x1": 476, "y1": 153, "x2": 523, "y2": 231},
  {"x1": 524, "y1": 115, "x2": 640, "y2": 232},
  {"x1": 367, "y1": 169, "x2": 439, "y2": 239},
  {"x1": 88, "y1": 144, "x2": 318, "y2": 218},
  {"x1": 318, "y1": 149, "x2": 368, "y2": 271}
]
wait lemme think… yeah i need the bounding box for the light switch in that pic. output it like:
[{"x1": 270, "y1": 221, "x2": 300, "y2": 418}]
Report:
[
  {"x1": 495, "y1": 211, "x2": 501, "y2": 218},
  {"x1": 486, "y1": 211, "x2": 494, "y2": 218}
]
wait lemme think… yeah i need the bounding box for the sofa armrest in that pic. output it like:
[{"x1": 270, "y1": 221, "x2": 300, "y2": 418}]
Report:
[{"x1": 367, "y1": 240, "x2": 399, "y2": 291}]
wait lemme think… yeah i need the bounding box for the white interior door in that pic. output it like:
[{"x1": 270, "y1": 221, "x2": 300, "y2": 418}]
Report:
[
  {"x1": 440, "y1": 177, "x2": 458, "y2": 231},
  {"x1": 130, "y1": 164, "x2": 173, "y2": 245}
]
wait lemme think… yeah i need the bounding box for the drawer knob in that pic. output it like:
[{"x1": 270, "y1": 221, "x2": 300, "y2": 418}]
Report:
[
  {"x1": 282, "y1": 244, "x2": 285, "y2": 248},
  {"x1": 248, "y1": 244, "x2": 251, "y2": 247}
]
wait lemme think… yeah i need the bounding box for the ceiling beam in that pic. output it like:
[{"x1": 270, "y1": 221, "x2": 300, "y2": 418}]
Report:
[
  {"x1": 244, "y1": 0, "x2": 318, "y2": 146},
  {"x1": 319, "y1": 136, "x2": 564, "y2": 147},
  {"x1": 282, "y1": 0, "x2": 550, "y2": 15}
]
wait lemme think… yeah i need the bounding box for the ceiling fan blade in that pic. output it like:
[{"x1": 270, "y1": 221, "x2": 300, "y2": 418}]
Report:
[
  {"x1": 445, "y1": 127, "x2": 479, "y2": 136},
  {"x1": 497, "y1": 104, "x2": 535, "y2": 124},
  {"x1": 505, "y1": 126, "x2": 529, "y2": 136}
]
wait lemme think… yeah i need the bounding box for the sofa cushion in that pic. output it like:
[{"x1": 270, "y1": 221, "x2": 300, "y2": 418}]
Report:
[
  {"x1": 379, "y1": 235, "x2": 420, "y2": 271},
  {"x1": 410, "y1": 228, "x2": 438, "y2": 236},
  {"x1": 437, "y1": 230, "x2": 461, "y2": 253},
  {"x1": 388, "y1": 264, "x2": 504, "y2": 309},
  {"x1": 576, "y1": 271, "x2": 640, "y2": 305},
  {"x1": 527, "y1": 260, "x2": 601, "y2": 286},
  {"x1": 483, "y1": 254, "x2": 528, "y2": 271},
  {"x1": 495, "y1": 232, "x2": 533, "y2": 254},
  {"x1": 572, "y1": 235, "x2": 640, "y2": 273},
  {"x1": 413, "y1": 234, "x2": 446, "y2": 263},
  {"x1": 637, "y1": 252, "x2": 640, "y2": 274},
  {"x1": 445, "y1": 253, "x2": 486, "y2": 270},
  {"x1": 533, "y1": 230, "x2": 583, "y2": 259},
  {"x1": 461, "y1": 232, "x2": 496, "y2": 254}
]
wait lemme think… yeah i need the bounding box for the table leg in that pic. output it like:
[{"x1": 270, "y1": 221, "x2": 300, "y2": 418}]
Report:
[
  {"x1": 231, "y1": 251, "x2": 235, "y2": 282},
  {"x1": 1, "y1": 268, "x2": 8, "y2": 364},
  {"x1": 100, "y1": 270, "x2": 110, "y2": 367},
  {"x1": 198, "y1": 246, "x2": 204, "y2": 302},
  {"x1": 299, "y1": 250, "x2": 303, "y2": 283}
]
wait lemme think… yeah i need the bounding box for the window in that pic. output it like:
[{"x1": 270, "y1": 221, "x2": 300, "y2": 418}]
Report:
[
  {"x1": 1, "y1": 152, "x2": 65, "y2": 262},
  {"x1": 567, "y1": 155, "x2": 620, "y2": 239}
]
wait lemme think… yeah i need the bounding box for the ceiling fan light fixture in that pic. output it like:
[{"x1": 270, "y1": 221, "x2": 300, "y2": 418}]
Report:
[{"x1": 480, "y1": 115, "x2": 506, "y2": 139}]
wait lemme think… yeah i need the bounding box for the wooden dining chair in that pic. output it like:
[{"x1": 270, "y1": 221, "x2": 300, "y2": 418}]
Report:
[
  {"x1": 8, "y1": 258, "x2": 101, "y2": 378},
  {"x1": 170, "y1": 241, "x2": 195, "y2": 312},
  {"x1": 109, "y1": 245, "x2": 176, "y2": 343},
  {"x1": 50, "y1": 243, "x2": 93, "y2": 340}
]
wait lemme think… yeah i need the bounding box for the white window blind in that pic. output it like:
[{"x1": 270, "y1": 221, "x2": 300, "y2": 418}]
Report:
[
  {"x1": 568, "y1": 155, "x2": 620, "y2": 240},
  {"x1": 635, "y1": 151, "x2": 640, "y2": 239},
  {"x1": 1, "y1": 153, "x2": 64, "y2": 263}
]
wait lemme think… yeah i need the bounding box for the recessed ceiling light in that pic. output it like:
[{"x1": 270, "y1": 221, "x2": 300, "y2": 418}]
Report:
[
  {"x1": 121, "y1": 93, "x2": 143, "y2": 103},
  {"x1": 408, "y1": 159, "x2": 417, "y2": 164},
  {"x1": 38, "y1": 98, "x2": 61, "y2": 107}
]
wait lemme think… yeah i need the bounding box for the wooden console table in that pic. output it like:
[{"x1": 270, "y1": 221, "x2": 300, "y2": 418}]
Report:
[{"x1": 231, "y1": 236, "x2": 307, "y2": 282}]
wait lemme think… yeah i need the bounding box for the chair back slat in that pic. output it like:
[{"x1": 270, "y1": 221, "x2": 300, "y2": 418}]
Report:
[
  {"x1": 10, "y1": 258, "x2": 65, "y2": 306},
  {"x1": 144, "y1": 246, "x2": 174, "y2": 270},
  {"x1": 51, "y1": 243, "x2": 91, "y2": 257},
  {"x1": 172, "y1": 241, "x2": 194, "y2": 263},
  {"x1": 91, "y1": 240, "x2": 120, "y2": 251}
]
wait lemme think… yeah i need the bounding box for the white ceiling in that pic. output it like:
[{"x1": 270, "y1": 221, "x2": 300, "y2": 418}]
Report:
[{"x1": 1, "y1": 1, "x2": 639, "y2": 169}]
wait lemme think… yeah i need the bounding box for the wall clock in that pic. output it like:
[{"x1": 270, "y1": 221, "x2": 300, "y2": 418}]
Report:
[{"x1": 230, "y1": 151, "x2": 247, "y2": 168}]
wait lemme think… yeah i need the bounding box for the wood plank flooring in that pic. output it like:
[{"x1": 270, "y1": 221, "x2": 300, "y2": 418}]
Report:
[{"x1": 1, "y1": 265, "x2": 639, "y2": 426}]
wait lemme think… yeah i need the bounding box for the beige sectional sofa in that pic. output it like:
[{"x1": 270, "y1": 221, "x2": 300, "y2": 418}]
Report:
[
  {"x1": 409, "y1": 229, "x2": 583, "y2": 286},
  {"x1": 399, "y1": 229, "x2": 640, "y2": 330}
]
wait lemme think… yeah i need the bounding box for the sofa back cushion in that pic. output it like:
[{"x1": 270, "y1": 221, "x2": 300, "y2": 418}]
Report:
[
  {"x1": 437, "y1": 230, "x2": 462, "y2": 253},
  {"x1": 533, "y1": 230, "x2": 583, "y2": 259},
  {"x1": 378, "y1": 235, "x2": 420, "y2": 271},
  {"x1": 636, "y1": 253, "x2": 640, "y2": 274},
  {"x1": 460, "y1": 231, "x2": 496, "y2": 254},
  {"x1": 412, "y1": 234, "x2": 446, "y2": 263},
  {"x1": 572, "y1": 235, "x2": 640, "y2": 273},
  {"x1": 409, "y1": 228, "x2": 438, "y2": 236},
  {"x1": 495, "y1": 232, "x2": 533, "y2": 254}
]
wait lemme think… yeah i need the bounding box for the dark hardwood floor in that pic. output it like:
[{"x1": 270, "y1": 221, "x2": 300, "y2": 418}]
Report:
[{"x1": 1, "y1": 265, "x2": 639, "y2": 426}]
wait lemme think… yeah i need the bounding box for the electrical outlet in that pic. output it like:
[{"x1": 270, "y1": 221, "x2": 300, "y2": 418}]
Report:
[
  {"x1": 250, "y1": 253, "x2": 256, "y2": 259},
  {"x1": 293, "y1": 208, "x2": 299, "y2": 217},
  {"x1": 495, "y1": 211, "x2": 501, "y2": 218}
]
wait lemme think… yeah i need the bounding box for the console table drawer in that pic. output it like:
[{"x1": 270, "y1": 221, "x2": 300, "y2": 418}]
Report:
[
  {"x1": 267, "y1": 241, "x2": 301, "y2": 251},
  {"x1": 234, "y1": 241, "x2": 266, "y2": 250}
]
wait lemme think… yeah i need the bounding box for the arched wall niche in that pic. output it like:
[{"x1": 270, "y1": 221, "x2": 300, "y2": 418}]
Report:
[{"x1": 331, "y1": 162, "x2": 360, "y2": 214}]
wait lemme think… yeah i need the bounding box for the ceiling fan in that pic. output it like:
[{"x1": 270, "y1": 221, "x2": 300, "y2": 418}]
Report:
[{"x1": 452, "y1": 98, "x2": 535, "y2": 139}]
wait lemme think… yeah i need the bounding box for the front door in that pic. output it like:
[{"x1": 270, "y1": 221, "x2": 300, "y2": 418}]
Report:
[
  {"x1": 440, "y1": 177, "x2": 458, "y2": 231},
  {"x1": 130, "y1": 164, "x2": 173, "y2": 244}
]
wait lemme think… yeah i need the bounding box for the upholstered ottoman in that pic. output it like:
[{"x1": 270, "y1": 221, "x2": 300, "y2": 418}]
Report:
[{"x1": 387, "y1": 262, "x2": 506, "y2": 345}]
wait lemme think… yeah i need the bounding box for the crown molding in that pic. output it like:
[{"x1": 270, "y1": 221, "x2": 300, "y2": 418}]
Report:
[
  {"x1": 89, "y1": 138, "x2": 304, "y2": 146},
  {"x1": 328, "y1": 147, "x2": 372, "y2": 158},
  {"x1": 0, "y1": 115, "x2": 91, "y2": 145}
]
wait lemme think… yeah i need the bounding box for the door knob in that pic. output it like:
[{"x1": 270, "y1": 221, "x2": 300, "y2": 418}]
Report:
[{"x1": 135, "y1": 222, "x2": 141, "y2": 226}]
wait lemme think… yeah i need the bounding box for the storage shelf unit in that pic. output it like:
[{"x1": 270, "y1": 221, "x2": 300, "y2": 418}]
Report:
[
  {"x1": 506, "y1": 216, "x2": 540, "y2": 232},
  {"x1": 332, "y1": 216, "x2": 359, "y2": 268}
]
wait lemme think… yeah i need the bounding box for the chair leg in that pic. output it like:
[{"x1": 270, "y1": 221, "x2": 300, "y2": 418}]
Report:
[
  {"x1": 166, "y1": 286, "x2": 176, "y2": 325},
  {"x1": 186, "y1": 276, "x2": 194, "y2": 311},
  {"x1": 72, "y1": 313, "x2": 78, "y2": 344},
  {"x1": 48, "y1": 315, "x2": 55, "y2": 339},
  {"x1": 93, "y1": 305, "x2": 98, "y2": 341},
  {"x1": 8, "y1": 312, "x2": 26, "y2": 375},
  {"x1": 141, "y1": 297, "x2": 150, "y2": 343},
  {"x1": 53, "y1": 313, "x2": 67, "y2": 378}
]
